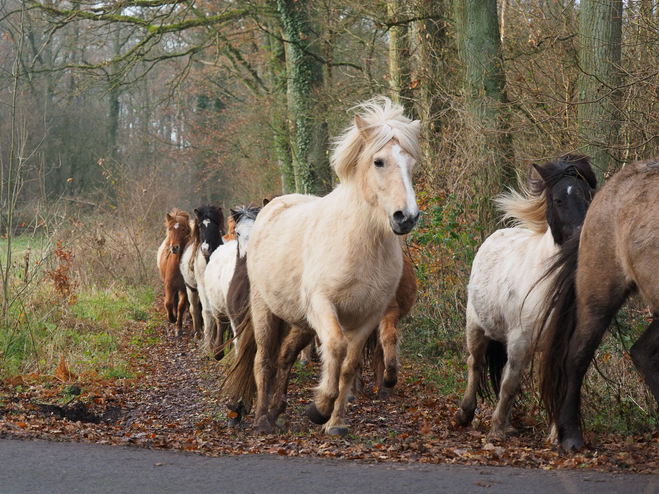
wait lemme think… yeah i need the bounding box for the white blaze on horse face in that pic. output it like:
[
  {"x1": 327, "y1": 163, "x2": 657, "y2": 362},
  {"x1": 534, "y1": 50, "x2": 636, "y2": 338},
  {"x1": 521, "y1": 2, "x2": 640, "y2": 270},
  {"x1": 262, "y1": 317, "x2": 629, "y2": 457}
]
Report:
[
  {"x1": 235, "y1": 218, "x2": 255, "y2": 257},
  {"x1": 567, "y1": 185, "x2": 573, "y2": 195},
  {"x1": 202, "y1": 219, "x2": 211, "y2": 227},
  {"x1": 391, "y1": 144, "x2": 418, "y2": 218},
  {"x1": 174, "y1": 222, "x2": 180, "y2": 230}
]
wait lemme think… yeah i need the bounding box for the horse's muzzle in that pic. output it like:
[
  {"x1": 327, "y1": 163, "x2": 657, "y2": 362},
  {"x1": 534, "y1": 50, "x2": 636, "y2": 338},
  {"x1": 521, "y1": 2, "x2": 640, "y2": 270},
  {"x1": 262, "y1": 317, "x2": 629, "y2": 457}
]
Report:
[
  {"x1": 390, "y1": 211, "x2": 419, "y2": 235},
  {"x1": 170, "y1": 245, "x2": 180, "y2": 255}
]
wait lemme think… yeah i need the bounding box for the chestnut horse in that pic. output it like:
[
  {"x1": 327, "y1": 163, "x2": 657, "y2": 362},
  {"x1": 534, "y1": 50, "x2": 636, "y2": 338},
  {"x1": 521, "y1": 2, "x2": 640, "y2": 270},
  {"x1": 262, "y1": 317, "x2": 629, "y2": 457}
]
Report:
[
  {"x1": 356, "y1": 253, "x2": 417, "y2": 400},
  {"x1": 222, "y1": 97, "x2": 421, "y2": 436},
  {"x1": 539, "y1": 158, "x2": 659, "y2": 451},
  {"x1": 157, "y1": 209, "x2": 192, "y2": 337},
  {"x1": 455, "y1": 155, "x2": 596, "y2": 442}
]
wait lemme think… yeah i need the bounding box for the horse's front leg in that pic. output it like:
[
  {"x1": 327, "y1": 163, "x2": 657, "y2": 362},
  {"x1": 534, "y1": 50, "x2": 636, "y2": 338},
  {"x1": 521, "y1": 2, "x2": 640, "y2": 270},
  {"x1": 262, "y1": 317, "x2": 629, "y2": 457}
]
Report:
[
  {"x1": 456, "y1": 311, "x2": 489, "y2": 427},
  {"x1": 305, "y1": 298, "x2": 347, "y2": 426},
  {"x1": 175, "y1": 289, "x2": 188, "y2": 337},
  {"x1": 323, "y1": 323, "x2": 377, "y2": 436},
  {"x1": 630, "y1": 319, "x2": 659, "y2": 402},
  {"x1": 558, "y1": 308, "x2": 611, "y2": 451},
  {"x1": 488, "y1": 335, "x2": 530, "y2": 442},
  {"x1": 187, "y1": 288, "x2": 202, "y2": 339},
  {"x1": 379, "y1": 300, "x2": 401, "y2": 389}
]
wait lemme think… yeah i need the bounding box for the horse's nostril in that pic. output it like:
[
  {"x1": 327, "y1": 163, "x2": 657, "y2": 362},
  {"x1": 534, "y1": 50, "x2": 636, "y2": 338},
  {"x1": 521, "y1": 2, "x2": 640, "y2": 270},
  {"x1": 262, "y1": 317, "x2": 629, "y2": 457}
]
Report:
[{"x1": 393, "y1": 211, "x2": 405, "y2": 224}]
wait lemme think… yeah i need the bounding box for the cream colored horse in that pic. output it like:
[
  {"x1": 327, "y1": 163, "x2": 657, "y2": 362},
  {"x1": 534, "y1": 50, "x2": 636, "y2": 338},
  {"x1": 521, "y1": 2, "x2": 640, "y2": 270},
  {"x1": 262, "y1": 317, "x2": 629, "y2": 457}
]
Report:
[{"x1": 244, "y1": 97, "x2": 420, "y2": 436}]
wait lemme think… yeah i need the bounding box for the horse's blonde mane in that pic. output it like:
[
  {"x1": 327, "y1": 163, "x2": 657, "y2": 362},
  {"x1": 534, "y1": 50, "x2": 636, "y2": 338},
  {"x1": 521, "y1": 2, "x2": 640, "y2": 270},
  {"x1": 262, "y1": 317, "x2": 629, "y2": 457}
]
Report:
[
  {"x1": 495, "y1": 177, "x2": 548, "y2": 234},
  {"x1": 330, "y1": 96, "x2": 421, "y2": 181}
]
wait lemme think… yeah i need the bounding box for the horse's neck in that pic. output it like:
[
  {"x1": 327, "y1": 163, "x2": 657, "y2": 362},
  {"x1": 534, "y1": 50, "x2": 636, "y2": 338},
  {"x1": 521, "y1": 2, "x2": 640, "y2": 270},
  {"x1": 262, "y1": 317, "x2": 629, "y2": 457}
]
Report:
[{"x1": 328, "y1": 185, "x2": 397, "y2": 256}]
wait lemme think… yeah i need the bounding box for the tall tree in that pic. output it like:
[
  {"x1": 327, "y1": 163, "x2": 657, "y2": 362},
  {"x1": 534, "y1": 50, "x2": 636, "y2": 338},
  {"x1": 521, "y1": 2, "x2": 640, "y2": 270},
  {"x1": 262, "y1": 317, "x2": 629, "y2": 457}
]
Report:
[
  {"x1": 577, "y1": 0, "x2": 623, "y2": 181},
  {"x1": 454, "y1": 0, "x2": 514, "y2": 202},
  {"x1": 387, "y1": 0, "x2": 413, "y2": 114}
]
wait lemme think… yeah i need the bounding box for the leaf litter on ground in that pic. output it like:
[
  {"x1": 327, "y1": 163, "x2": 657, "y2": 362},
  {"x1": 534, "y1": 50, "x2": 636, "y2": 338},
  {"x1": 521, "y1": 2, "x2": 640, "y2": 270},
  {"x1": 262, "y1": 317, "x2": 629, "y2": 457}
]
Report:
[{"x1": 1, "y1": 306, "x2": 659, "y2": 474}]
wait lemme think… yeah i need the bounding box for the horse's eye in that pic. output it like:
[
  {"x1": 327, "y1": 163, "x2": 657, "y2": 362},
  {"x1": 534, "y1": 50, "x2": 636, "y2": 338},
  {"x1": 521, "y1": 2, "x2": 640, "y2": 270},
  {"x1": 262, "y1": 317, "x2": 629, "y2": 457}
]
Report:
[{"x1": 374, "y1": 158, "x2": 384, "y2": 168}]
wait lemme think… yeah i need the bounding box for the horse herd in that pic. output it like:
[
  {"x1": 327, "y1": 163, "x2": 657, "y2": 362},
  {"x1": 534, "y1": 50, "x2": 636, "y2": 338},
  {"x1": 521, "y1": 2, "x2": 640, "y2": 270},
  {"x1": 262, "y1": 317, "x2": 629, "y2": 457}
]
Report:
[{"x1": 157, "y1": 96, "x2": 659, "y2": 452}]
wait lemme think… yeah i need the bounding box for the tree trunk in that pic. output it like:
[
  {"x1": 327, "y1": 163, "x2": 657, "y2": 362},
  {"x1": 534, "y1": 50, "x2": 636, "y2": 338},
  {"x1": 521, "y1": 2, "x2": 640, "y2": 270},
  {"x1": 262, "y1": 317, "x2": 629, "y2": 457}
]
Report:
[
  {"x1": 387, "y1": 0, "x2": 414, "y2": 114},
  {"x1": 577, "y1": 0, "x2": 623, "y2": 181},
  {"x1": 416, "y1": 0, "x2": 449, "y2": 162},
  {"x1": 276, "y1": 0, "x2": 328, "y2": 195},
  {"x1": 454, "y1": 0, "x2": 514, "y2": 209}
]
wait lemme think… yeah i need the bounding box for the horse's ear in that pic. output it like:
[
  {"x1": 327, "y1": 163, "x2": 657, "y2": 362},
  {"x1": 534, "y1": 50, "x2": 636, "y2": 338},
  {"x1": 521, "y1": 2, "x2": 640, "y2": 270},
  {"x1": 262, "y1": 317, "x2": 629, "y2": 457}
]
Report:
[
  {"x1": 262, "y1": 198, "x2": 270, "y2": 207},
  {"x1": 166, "y1": 213, "x2": 173, "y2": 222},
  {"x1": 354, "y1": 114, "x2": 368, "y2": 137},
  {"x1": 193, "y1": 208, "x2": 200, "y2": 218},
  {"x1": 531, "y1": 163, "x2": 547, "y2": 182}
]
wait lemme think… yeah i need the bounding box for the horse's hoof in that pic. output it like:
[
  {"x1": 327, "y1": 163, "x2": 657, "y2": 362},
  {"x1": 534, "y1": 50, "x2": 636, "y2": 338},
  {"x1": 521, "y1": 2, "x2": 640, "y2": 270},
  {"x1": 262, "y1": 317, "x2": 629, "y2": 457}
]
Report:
[
  {"x1": 346, "y1": 395, "x2": 355, "y2": 403},
  {"x1": 213, "y1": 349, "x2": 225, "y2": 361},
  {"x1": 383, "y1": 375, "x2": 397, "y2": 388},
  {"x1": 254, "y1": 416, "x2": 273, "y2": 435},
  {"x1": 486, "y1": 429, "x2": 505, "y2": 443},
  {"x1": 327, "y1": 426, "x2": 349, "y2": 437},
  {"x1": 306, "y1": 403, "x2": 331, "y2": 425},
  {"x1": 455, "y1": 408, "x2": 474, "y2": 427},
  {"x1": 376, "y1": 386, "x2": 390, "y2": 400},
  {"x1": 227, "y1": 417, "x2": 242, "y2": 427},
  {"x1": 561, "y1": 436, "x2": 585, "y2": 452}
]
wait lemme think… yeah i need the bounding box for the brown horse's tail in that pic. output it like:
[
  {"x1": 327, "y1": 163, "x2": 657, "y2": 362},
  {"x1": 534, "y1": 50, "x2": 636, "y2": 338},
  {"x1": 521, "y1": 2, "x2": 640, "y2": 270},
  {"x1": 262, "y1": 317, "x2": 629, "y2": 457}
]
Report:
[
  {"x1": 537, "y1": 233, "x2": 581, "y2": 432},
  {"x1": 220, "y1": 304, "x2": 257, "y2": 413}
]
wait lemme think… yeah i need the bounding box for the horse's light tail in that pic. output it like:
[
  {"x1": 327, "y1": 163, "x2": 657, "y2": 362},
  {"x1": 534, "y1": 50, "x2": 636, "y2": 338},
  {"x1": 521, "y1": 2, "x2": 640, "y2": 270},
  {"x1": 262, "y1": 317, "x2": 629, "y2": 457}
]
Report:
[
  {"x1": 219, "y1": 304, "x2": 257, "y2": 413},
  {"x1": 537, "y1": 233, "x2": 581, "y2": 433},
  {"x1": 480, "y1": 340, "x2": 507, "y2": 400}
]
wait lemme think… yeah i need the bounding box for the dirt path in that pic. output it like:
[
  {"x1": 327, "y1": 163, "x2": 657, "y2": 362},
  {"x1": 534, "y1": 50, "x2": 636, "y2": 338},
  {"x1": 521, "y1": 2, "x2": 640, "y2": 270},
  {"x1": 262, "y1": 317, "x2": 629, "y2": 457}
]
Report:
[{"x1": 1, "y1": 313, "x2": 658, "y2": 473}]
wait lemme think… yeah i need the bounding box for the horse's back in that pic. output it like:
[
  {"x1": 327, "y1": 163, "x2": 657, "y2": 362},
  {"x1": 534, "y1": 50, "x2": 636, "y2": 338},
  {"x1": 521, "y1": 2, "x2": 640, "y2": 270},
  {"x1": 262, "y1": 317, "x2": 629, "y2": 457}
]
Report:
[
  {"x1": 468, "y1": 227, "x2": 557, "y2": 340},
  {"x1": 579, "y1": 160, "x2": 659, "y2": 311},
  {"x1": 204, "y1": 240, "x2": 239, "y2": 314}
]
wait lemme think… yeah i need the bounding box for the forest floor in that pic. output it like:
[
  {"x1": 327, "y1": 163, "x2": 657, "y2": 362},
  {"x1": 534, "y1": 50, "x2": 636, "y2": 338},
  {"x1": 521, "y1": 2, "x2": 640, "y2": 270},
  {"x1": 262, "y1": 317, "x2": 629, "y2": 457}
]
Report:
[{"x1": 1, "y1": 309, "x2": 658, "y2": 474}]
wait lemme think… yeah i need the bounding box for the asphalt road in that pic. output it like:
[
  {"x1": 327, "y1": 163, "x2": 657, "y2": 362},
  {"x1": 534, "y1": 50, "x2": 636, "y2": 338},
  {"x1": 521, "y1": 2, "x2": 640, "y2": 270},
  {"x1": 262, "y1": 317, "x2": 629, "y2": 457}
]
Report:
[{"x1": 1, "y1": 438, "x2": 657, "y2": 494}]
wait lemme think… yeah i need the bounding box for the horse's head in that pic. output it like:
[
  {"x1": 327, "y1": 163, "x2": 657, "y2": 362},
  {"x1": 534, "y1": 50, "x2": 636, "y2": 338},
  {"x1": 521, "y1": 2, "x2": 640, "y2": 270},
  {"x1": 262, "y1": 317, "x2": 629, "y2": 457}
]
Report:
[
  {"x1": 332, "y1": 97, "x2": 421, "y2": 236},
  {"x1": 165, "y1": 209, "x2": 192, "y2": 255},
  {"x1": 193, "y1": 205, "x2": 225, "y2": 260},
  {"x1": 231, "y1": 205, "x2": 262, "y2": 257},
  {"x1": 532, "y1": 154, "x2": 597, "y2": 245}
]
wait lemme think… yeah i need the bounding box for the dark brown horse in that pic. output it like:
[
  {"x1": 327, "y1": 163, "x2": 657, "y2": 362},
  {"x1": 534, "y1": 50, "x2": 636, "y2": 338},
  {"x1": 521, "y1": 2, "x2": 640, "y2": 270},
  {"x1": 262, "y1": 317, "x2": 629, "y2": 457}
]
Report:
[
  {"x1": 157, "y1": 209, "x2": 192, "y2": 337},
  {"x1": 539, "y1": 158, "x2": 659, "y2": 451}
]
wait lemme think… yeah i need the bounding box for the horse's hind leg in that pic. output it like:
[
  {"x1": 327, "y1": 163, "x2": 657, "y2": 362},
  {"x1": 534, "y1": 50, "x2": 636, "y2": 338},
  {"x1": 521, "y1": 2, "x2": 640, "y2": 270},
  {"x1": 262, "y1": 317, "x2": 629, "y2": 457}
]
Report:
[
  {"x1": 268, "y1": 325, "x2": 315, "y2": 424},
  {"x1": 455, "y1": 311, "x2": 489, "y2": 427},
  {"x1": 252, "y1": 292, "x2": 282, "y2": 434},
  {"x1": 630, "y1": 318, "x2": 659, "y2": 403}
]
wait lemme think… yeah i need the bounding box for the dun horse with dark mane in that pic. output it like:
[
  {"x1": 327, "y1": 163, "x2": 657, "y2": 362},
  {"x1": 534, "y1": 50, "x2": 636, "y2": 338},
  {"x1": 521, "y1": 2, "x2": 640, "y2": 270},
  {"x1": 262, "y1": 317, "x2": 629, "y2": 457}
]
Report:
[{"x1": 540, "y1": 159, "x2": 659, "y2": 451}]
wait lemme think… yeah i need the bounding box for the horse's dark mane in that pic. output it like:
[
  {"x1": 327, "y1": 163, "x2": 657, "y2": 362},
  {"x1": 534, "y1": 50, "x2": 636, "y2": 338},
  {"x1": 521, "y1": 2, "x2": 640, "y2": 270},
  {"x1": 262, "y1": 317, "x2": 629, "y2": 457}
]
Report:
[
  {"x1": 230, "y1": 204, "x2": 262, "y2": 224},
  {"x1": 529, "y1": 154, "x2": 597, "y2": 195},
  {"x1": 537, "y1": 233, "x2": 581, "y2": 433}
]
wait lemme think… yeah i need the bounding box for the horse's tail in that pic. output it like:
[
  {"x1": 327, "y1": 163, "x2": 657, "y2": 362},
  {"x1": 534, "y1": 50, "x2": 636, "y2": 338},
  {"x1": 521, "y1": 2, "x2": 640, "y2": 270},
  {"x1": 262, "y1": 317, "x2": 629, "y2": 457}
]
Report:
[
  {"x1": 219, "y1": 304, "x2": 257, "y2": 412},
  {"x1": 481, "y1": 340, "x2": 507, "y2": 399},
  {"x1": 537, "y1": 233, "x2": 581, "y2": 430}
]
